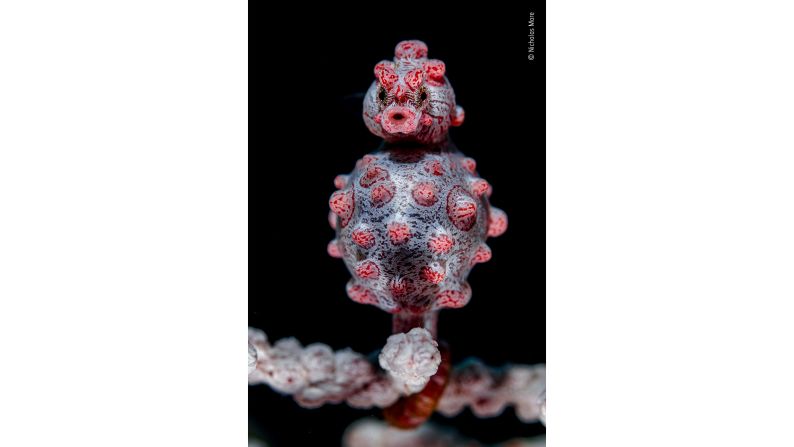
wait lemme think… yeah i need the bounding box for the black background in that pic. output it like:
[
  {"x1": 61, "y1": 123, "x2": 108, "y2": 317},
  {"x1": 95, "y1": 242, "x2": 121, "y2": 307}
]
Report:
[{"x1": 250, "y1": 4, "x2": 544, "y2": 445}]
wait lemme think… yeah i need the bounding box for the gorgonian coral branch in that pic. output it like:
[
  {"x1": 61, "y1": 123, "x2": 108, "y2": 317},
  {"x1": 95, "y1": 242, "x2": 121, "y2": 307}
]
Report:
[
  {"x1": 249, "y1": 327, "x2": 546, "y2": 425},
  {"x1": 248, "y1": 327, "x2": 441, "y2": 409},
  {"x1": 437, "y1": 360, "x2": 546, "y2": 424}
]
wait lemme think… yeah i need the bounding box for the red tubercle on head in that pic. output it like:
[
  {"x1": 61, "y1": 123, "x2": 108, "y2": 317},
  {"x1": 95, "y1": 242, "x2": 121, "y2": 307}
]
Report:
[
  {"x1": 423, "y1": 60, "x2": 446, "y2": 85},
  {"x1": 375, "y1": 61, "x2": 398, "y2": 90},
  {"x1": 394, "y1": 40, "x2": 428, "y2": 59},
  {"x1": 404, "y1": 69, "x2": 425, "y2": 91}
]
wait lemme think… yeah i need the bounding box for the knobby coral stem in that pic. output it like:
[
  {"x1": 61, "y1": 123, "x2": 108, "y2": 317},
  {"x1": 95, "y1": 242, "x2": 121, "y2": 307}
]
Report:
[
  {"x1": 392, "y1": 311, "x2": 439, "y2": 337},
  {"x1": 383, "y1": 342, "x2": 451, "y2": 429}
]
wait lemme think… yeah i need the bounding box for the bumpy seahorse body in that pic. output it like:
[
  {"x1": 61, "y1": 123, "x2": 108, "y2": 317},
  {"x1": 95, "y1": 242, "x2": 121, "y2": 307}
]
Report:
[{"x1": 328, "y1": 40, "x2": 507, "y2": 329}]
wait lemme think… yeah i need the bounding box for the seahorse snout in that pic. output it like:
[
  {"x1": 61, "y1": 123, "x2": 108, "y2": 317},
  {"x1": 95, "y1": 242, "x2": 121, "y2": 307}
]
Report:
[{"x1": 381, "y1": 106, "x2": 419, "y2": 135}]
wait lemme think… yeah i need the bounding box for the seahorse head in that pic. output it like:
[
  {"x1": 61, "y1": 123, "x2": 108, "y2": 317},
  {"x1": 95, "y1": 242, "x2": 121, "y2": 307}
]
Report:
[{"x1": 363, "y1": 40, "x2": 464, "y2": 145}]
